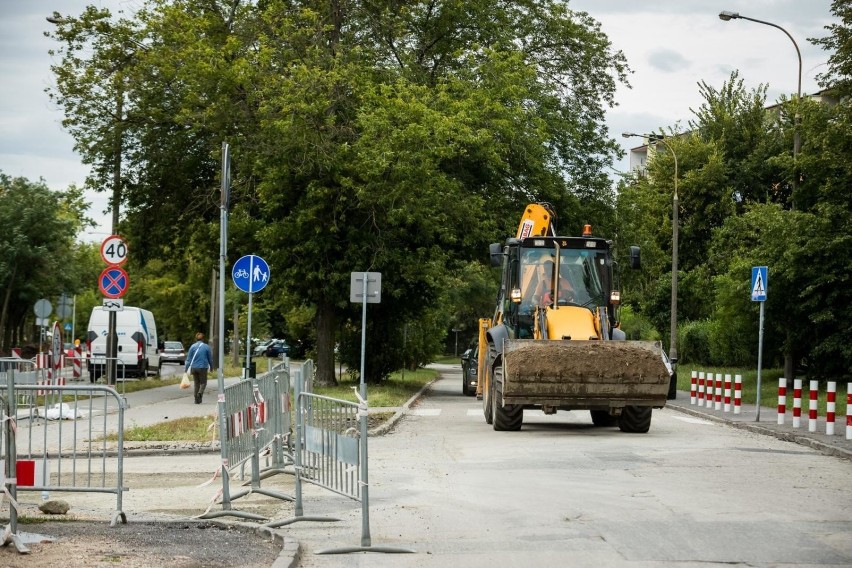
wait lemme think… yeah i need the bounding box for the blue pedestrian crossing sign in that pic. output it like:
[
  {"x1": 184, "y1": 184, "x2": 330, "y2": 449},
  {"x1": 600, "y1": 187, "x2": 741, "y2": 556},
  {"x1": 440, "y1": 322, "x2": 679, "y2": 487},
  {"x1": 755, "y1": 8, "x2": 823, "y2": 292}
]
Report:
[
  {"x1": 232, "y1": 254, "x2": 270, "y2": 293},
  {"x1": 751, "y1": 266, "x2": 768, "y2": 302}
]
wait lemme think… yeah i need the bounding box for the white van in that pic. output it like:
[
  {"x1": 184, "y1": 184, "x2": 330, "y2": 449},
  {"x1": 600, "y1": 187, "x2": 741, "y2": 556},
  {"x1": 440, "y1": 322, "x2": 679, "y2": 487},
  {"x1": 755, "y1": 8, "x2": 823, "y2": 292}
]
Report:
[{"x1": 86, "y1": 306, "x2": 160, "y2": 380}]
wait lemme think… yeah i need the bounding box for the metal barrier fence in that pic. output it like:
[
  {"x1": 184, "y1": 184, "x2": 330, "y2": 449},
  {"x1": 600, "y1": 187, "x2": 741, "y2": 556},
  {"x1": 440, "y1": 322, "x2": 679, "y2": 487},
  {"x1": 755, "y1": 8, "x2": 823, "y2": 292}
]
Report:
[
  {"x1": 199, "y1": 360, "x2": 294, "y2": 521},
  {"x1": 265, "y1": 363, "x2": 413, "y2": 555},
  {"x1": 2, "y1": 368, "x2": 127, "y2": 553}
]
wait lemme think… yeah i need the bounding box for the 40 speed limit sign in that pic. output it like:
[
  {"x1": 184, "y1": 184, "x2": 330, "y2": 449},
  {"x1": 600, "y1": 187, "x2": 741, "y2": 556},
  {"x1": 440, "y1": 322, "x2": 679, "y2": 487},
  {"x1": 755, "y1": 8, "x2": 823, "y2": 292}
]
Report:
[{"x1": 100, "y1": 235, "x2": 128, "y2": 266}]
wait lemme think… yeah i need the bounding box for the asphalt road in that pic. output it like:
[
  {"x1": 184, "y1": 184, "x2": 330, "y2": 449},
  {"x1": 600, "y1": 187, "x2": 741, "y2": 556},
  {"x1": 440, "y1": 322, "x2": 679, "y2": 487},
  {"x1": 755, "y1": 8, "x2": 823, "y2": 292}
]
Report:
[
  {"x1": 5, "y1": 363, "x2": 851, "y2": 567},
  {"x1": 291, "y1": 367, "x2": 852, "y2": 567}
]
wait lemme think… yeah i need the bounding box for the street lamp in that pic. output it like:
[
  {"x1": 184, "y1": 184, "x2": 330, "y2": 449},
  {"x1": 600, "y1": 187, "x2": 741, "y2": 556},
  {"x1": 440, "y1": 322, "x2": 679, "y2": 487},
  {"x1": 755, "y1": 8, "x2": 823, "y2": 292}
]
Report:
[
  {"x1": 622, "y1": 132, "x2": 679, "y2": 368},
  {"x1": 48, "y1": 13, "x2": 127, "y2": 384},
  {"x1": 719, "y1": 11, "x2": 802, "y2": 197}
]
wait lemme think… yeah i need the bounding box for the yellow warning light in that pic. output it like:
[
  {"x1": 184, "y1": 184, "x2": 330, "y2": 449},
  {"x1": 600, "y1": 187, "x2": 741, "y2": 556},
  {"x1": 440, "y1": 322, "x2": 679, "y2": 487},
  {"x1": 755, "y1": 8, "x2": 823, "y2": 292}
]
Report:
[{"x1": 583, "y1": 224, "x2": 593, "y2": 237}]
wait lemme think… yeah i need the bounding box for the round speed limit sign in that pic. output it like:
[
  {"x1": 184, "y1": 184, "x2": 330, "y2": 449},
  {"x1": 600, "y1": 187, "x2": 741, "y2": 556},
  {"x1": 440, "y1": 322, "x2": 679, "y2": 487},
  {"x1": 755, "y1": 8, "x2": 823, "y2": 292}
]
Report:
[{"x1": 100, "y1": 235, "x2": 128, "y2": 266}]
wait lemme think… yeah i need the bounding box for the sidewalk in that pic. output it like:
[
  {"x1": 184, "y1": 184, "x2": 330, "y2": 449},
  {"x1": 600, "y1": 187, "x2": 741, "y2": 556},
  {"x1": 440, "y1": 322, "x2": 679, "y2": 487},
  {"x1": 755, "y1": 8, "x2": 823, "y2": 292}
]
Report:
[{"x1": 665, "y1": 390, "x2": 852, "y2": 461}]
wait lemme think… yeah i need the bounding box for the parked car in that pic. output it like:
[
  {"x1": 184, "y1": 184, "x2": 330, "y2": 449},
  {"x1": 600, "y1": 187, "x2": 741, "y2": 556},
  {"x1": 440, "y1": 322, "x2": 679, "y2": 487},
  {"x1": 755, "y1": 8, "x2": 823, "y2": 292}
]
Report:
[
  {"x1": 460, "y1": 346, "x2": 479, "y2": 396},
  {"x1": 253, "y1": 339, "x2": 274, "y2": 356},
  {"x1": 264, "y1": 339, "x2": 290, "y2": 358},
  {"x1": 159, "y1": 341, "x2": 186, "y2": 367},
  {"x1": 663, "y1": 349, "x2": 677, "y2": 400}
]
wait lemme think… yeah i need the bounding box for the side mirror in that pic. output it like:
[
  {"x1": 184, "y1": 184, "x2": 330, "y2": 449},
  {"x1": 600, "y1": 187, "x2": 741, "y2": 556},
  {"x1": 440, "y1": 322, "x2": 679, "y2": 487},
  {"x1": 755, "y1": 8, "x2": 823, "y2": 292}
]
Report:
[
  {"x1": 629, "y1": 246, "x2": 641, "y2": 269},
  {"x1": 489, "y1": 243, "x2": 503, "y2": 267}
]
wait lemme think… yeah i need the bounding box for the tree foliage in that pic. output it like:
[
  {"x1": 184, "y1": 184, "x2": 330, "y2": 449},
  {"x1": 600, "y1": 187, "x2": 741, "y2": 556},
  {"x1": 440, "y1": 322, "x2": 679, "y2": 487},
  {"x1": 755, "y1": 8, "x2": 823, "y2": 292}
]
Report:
[
  {"x1": 47, "y1": 0, "x2": 630, "y2": 384},
  {"x1": 0, "y1": 172, "x2": 91, "y2": 352}
]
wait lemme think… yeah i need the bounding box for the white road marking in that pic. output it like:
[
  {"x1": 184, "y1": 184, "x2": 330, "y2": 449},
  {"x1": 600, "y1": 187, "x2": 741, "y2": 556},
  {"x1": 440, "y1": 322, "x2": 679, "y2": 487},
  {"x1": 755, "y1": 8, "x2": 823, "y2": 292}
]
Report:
[
  {"x1": 669, "y1": 415, "x2": 714, "y2": 425},
  {"x1": 409, "y1": 408, "x2": 442, "y2": 416},
  {"x1": 466, "y1": 409, "x2": 481, "y2": 417}
]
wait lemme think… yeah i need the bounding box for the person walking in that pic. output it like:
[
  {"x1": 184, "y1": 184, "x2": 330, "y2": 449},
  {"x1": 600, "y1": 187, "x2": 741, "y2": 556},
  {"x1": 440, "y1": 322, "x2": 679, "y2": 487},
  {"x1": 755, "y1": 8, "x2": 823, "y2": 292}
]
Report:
[{"x1": 185, "y1": 332, "x2": 214, "y2": 404}]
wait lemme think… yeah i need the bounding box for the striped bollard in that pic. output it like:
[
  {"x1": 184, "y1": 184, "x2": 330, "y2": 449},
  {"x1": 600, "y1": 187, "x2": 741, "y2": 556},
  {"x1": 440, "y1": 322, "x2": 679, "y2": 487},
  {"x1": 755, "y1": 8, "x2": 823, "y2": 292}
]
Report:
[
  {"x1": 715, "y1": 373, "x2": 723, "y2": 411},
  {"x1": 826, "y1": 382, "x2": 836, "y2": 436},
  {"x1": 792, "y1": 379, "x2": 802, "y2": 428},
  {"x1": 846, "y1": 383, "x2": 851, "y2": 441},
  {"x1": 690, "y1": 371, "x2": 697, "y2": 405},
  {"x1": 723, "y1": 374, "x2": 732, "y2": 413},
  {"x1": 733, "y1": 375, "x2": 742, "y2": 414},
  {"x1": 809, "y1": 380, "x2": 818, "y2": 432},
  {"x1": 73, "y1": 345, "x2": 82, "y2": 379},
  {"x1": 777, "y1": 378, "x2": 786, "y2": 425},
  {"x1": 697, "y1": 372, "x2": 706, "y2": 407}
]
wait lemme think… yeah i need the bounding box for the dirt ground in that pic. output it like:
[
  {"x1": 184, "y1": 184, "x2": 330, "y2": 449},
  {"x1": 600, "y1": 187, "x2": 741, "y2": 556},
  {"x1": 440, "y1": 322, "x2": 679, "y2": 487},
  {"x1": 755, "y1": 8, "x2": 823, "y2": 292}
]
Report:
[
  {"x1": 1, "y1": 518, "x2": 283, "y2": 568},
  {"x1": 506, "y1": 340, "x2": 670, "y2": 381}
]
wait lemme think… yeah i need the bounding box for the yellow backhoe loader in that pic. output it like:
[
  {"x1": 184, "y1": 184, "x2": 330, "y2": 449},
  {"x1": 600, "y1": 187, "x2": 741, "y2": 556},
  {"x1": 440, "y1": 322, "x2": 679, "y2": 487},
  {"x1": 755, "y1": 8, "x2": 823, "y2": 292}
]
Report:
[{"x1": 478, "y1": 203, "x2": 670, "y2": 432}]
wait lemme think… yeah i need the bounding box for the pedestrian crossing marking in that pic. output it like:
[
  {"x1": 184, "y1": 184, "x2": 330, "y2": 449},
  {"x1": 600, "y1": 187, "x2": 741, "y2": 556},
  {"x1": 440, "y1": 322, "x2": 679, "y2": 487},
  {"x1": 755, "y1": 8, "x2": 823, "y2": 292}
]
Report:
[{"x1": 409, "y1": 408, "x2": 442, "y2": 416}]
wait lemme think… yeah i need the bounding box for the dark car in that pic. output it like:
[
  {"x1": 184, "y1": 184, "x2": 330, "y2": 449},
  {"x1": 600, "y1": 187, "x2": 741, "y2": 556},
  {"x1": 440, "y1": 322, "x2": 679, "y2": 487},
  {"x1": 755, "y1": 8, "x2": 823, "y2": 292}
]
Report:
[
  {"x1": 159, "y1": 341, "x2": 186, "y2": 367},
  {"x1": 460, "y1": 346, "x2": 479, "y2": 396},
  {"x1": 264, "y1": 339, "x2": 290, "y2": 358}
]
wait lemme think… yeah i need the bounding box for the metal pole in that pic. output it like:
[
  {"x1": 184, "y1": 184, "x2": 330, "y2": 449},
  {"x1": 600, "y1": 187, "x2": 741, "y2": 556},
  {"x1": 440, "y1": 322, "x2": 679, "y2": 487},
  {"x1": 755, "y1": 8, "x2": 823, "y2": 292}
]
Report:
[
  {"x1": 218, "y1": 142, "x2": 231, "y2": 508},
  {"x1": 756, "y1": 300, "x2": 765, "y2": 421},
  {"x1": 359, "y1": 272, "x2": 370, "y2": 547},
  {"x1": 718, "y1": 11, "x2": 802, "y2": 205}
]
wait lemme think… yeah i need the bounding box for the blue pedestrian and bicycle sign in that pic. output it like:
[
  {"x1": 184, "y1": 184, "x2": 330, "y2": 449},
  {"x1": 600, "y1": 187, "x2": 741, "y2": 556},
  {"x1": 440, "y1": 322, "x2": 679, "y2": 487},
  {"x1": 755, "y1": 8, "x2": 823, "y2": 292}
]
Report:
[
  {"x1": 751, "y1": 266, "x2": 768, "y2": 302},
  {"x1": 232, "y1": 254, "x2": 270, "y2": 293}
]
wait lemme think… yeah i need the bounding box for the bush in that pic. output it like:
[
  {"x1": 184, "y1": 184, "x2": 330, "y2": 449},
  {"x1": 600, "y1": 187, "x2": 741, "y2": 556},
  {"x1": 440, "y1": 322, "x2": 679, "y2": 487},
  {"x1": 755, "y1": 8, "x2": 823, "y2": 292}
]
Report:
[
  {"x1": 678, "y1": 320, "x2": 712, "y2": 365},
  {"x1": 619, "y1": 305, "x2": 661, "y2": 341}
]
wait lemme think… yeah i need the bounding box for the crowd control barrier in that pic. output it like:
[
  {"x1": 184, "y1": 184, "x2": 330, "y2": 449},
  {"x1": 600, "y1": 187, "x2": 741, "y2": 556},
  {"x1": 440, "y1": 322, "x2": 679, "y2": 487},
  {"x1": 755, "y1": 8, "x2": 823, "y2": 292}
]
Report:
[
  {"x1": 2, "y1": 368, "x2": 128, "y2": 554},
  {"x1": 264, "y1": 364, "x2": 414, "y2": 555},
  {"x1": 199, "y1": 361, "x2": 294, "y2": 521}
]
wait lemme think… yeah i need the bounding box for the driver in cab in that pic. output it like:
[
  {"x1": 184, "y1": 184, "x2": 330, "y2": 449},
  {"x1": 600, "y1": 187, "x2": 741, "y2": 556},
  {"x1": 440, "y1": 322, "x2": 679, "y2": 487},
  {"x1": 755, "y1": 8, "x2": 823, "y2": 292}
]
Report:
[{"x1": 534, "y1": 260, "x2": 574, "y2": 306}]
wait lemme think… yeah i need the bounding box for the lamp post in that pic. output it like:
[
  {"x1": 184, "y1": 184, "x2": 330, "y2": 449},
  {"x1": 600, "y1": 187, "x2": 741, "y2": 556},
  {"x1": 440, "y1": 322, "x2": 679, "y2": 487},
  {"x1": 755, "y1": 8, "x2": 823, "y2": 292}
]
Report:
[
  {"x1": 48, "y1": 13, "x2": 129, "y2": 384},
  {"x1": 622, "y1": 132, "x2": 679, "y2": 368},
  {"x1": 719, "y1": 11, "x2": 802, "y2": 195}
]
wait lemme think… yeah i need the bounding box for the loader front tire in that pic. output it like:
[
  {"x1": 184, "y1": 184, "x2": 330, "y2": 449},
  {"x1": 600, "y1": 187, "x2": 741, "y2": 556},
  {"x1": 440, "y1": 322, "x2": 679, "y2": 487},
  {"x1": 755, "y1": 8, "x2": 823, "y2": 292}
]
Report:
[
  {"x1": 492, "y1": 365, "x2": 523, "y2": 431},
  {"x1": 618, "y1": 406, "x2": 652, "y2": 433}
]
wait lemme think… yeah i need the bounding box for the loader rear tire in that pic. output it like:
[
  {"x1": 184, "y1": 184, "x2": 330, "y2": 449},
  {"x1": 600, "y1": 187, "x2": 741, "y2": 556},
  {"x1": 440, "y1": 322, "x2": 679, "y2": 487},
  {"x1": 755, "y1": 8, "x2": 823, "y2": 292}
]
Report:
[
  {"x1": 492, "y1": 365, "x2": 523, "y2": 431},
  {"x1": 590, "y1": 410, "x2": 617, "y2": 427},
  {"x1": 483, "y1": 345, "x2": 498, "y2": 424},
  {"x1": 618, "y1": 406, "x2": 652, "y2": 433}
]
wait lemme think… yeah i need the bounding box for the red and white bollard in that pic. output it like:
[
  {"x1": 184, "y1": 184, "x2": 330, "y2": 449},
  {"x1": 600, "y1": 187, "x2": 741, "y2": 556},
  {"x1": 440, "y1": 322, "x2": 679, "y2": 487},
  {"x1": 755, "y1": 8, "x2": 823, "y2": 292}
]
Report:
[
  {"x1": 723, "y1": 374, "x2": 732, "y2": 413},
  {"x1": 809, "y1": 380, "x2": 819, "y2": 433},
  {"x1": 792, "y1": 379, "x2": 802, "y2": 428},
  {"x1": 777, "y1": 378, "x2": 787, "y2": 425},
  {"x1": 846, "y1": 382, "x2": 851, "y2": 441},
  {"x1": 734, "y1": 374, "x2": 742, "y2": 415},
  {"x1": 690, "y1": 371, "x2": 697, "y2": 405},
  {"x1": 73, "y1": 345, "x2": 82, "y2": 379},
  {"x1": 697, "y1": 372, "x2": 706, "y2": 407},
  {"x1": 715, "y1": 373, "x2": 723, "y2": 411},
  {"x1": 826, "y1": 381, "x2": 836, "y2": 436}
]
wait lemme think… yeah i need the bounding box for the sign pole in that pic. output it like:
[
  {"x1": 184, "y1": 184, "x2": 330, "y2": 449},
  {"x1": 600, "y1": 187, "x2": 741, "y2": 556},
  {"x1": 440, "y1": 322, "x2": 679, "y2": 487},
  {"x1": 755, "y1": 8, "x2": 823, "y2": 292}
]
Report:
[
  {"x1": 751, "y1": 266, "x2": 768, "y2": 422},
  {"x1": 756, "y1": 300, "x2": 765, "y2": 421},
  {"x1": 217, "y1": 141, "x2": 231, "y2": 510}
]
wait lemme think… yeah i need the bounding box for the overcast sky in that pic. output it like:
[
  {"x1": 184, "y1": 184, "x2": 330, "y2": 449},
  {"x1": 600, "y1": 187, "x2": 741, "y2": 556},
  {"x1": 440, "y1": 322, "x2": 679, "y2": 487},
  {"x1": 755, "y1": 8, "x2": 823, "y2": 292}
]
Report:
[{"x1": 0, "y1": 1, "x2": 836, "y2": 242}]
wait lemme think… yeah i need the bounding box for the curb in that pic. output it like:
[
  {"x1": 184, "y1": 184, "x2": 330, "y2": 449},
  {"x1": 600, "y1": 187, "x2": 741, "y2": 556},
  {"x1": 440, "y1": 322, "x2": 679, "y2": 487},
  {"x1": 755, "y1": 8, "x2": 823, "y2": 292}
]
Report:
[{"x1": 368, "y1": 377, "x2": 439, "y2": 437}]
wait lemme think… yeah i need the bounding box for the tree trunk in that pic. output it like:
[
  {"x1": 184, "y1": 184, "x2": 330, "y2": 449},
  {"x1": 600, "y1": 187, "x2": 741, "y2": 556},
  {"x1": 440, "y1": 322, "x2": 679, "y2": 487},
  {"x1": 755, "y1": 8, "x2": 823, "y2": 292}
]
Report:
[
  {"x1": 314, "y1": 298, "x2": 337, "y2": 386},
  {"x1": 0, "y1": 264, "x2": 16, "y2": 353}
]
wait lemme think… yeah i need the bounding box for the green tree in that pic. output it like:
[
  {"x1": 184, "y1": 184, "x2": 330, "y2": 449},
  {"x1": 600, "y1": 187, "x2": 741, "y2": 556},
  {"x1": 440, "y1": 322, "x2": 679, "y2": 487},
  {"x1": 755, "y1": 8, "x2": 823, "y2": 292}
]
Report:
[
  {"x1": 0, "y1": 173, "x2": 88, "y2": 352},
  {"x1": 46, "y1": 0, "x2": 630, "y2": 384}
]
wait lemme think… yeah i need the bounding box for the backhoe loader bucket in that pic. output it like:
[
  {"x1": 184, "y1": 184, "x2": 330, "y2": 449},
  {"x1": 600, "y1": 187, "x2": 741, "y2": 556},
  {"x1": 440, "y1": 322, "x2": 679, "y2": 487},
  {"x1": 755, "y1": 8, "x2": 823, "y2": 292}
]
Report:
[{"x1": 500, "y1": 340, "x2": 671, "y2": 409}]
